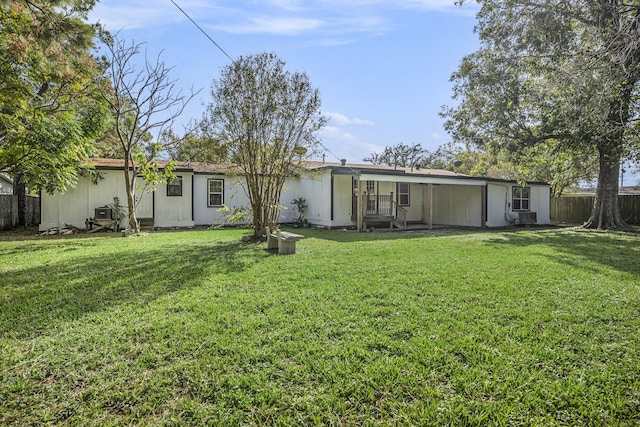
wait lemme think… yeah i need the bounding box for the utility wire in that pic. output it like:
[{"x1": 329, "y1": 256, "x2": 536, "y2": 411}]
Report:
[
  {"x1": 170, "y1": 0, "x2": 233, "y2": 62},
  {"x1": 171, "y1": 0, "x2": 354, "y2": 173}
]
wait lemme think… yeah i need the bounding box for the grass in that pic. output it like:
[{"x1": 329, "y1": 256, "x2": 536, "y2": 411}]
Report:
[{"x1": 1, "y1": 227, "x2": 639, "y2": 426}]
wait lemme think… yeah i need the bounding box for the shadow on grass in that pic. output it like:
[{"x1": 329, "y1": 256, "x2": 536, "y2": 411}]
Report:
[
  {"x1": 484, "y1": 229, "x2": 640, "y2": 276},
  {"x1": 0, "y1": 238, "x2": 258, "y2": 339},
  {"x1": 298, "y1": 227, "x2": 483, "y2": 243}
]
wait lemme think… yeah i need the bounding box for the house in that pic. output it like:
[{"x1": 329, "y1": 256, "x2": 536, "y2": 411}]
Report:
[
  {"x1": 297, "y1": 160, "x2": 550, "y2": 229},
  {"x1": 39, "y1": 158, "x2": 551, "y2": 231},
  {"x1": 0, "y1": 174, "x2": 13, "y2": 195}
]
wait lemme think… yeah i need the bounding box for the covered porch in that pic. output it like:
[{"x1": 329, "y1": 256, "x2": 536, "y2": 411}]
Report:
[{"x1": 351, "y1": 174, "x2": 488, "y2": 232}]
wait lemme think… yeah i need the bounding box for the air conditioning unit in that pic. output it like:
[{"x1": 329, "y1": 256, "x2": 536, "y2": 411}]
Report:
[
  {"x1": 95, "y1": 206, "x2": 113, "y2": 220},
  {"x1": 518, "y1": 212, "x2": 537, "y2": 225}
]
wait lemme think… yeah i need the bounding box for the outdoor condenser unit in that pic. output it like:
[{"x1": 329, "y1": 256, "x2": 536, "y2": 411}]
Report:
[
  {"x1": 94, "y1": 206, "x2": 113, "y2": 220},
  {"x1": 518, "y1": 211, "x2": 537, "y2": 225}
]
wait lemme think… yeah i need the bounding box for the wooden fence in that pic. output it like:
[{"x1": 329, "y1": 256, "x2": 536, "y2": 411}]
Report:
[
  {"x1": 0, "y1": 195, "x2": 40, "y2": 229},
  {"x1": 551, "y1": 195, "x2": 640, "y2": 225}
]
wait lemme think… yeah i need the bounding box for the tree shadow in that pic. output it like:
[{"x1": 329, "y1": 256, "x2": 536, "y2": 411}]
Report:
[
  {"x1": 299, "y1": 227, "x2": 486, "y2": 243},
  {"x1": 482, "y1": 229, "x2": 640, "y2": 276},
  {"x1": 0, "y1": 238, "x2": 260, "y2": 339}
]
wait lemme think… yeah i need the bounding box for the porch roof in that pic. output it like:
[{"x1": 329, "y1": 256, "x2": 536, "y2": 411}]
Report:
[
  {"x1": 302, "y1": 161, "x2": 468, "y2": 178},
  {"x1": 301, "y1": 161, "x2": 549, "y2": 187},
  {"x1": 358, "y1": 173, "x2": 487, "y2": 186}
]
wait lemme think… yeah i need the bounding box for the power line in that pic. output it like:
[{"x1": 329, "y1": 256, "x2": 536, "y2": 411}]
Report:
[
  {"x1": 170, "y1": 1, "x2": 349, "y2": 173},
  {"x1": 170, "y1": 0, "x2": 233, "y2": 62}
]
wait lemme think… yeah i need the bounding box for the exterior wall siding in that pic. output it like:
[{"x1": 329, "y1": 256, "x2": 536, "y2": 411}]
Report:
[
  {"x1": 40, "y1": 170, "x2": 130, "y2": 230},
  {"x1": 331, "y1": 174, "x2": 355, "y2": 227},
  {"x1": 39, "y1": 163, "x2": 552, "y2": 231},
  {"x1": 192, "y1": 174, "x2": 299, "y2": 226},
  {"x1": 193, "y1": 174, "x2": 250, "y2": 226},
  {"x1": 296, "y1": 170, "x2": 333, "y2": 227},
  {"x1": 154, "y1": 173, "x2": 194, "y2": 228},
  {"x1": 432, "y1": 185, "x2": 483, "y2": 227},
  {"x1": 486, "y1": 183, "x2": 550, "y2": 227},
  {"x1": 40, "y1": 170, "x2": 194, "y2": 231}
]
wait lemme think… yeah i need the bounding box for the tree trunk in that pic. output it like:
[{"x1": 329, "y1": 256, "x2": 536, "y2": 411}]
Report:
[
  {"x1": 583, "y1": 149, "x2": 628, "y2": 229},
  {"x1": 123, "y1": 160, "x2": 140, "y2": 233},
  {"x1": 12, "y1": 172, "x2": 27, "y2": 227},
  {"x1": 126, "y1": 185, "x2": 139, "y2": 233}
]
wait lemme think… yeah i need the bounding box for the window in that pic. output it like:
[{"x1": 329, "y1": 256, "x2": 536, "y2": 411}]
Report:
[
  {"x1": 366, "y1": 180, "x2": 376, "y2": 194},
  {"x1": 397, "y1": 182, "x2": 410, "y2": 206},
  {"x1": 167, "y1": 176, "x2": 182, "y2": 196},
  {"x1": 208, "y1": 178, "x2": 224, "y2": 207},
  {"x1": 366, "y1": 180, "x2": 376, "y2": 212},
  {"x1": 512, "y1": 186, "x2": 530, "y2": 211}
]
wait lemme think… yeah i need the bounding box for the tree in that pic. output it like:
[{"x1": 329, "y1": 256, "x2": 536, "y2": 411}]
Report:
[
  {"x1": 167, "y1": 130, "x2": 227, "y2": 163},
  {"x1": 443, "y1": 0, "x2": 640, "y2": 229},
  {"x1": 0, "y1": 0, "x2": 109, "y2": 226},
  {"x1": 99, "y1": 33, "x2": 197, "y2": 232},
  {"x1": 422, "y1": 142, "x2": 598, "y2": 196},
  {"x1": 363, "y1": 143, "x2": 427, "y2": 169},
  {"x1": 205, "y1": 52, "x2": 326, "y2": 238}
]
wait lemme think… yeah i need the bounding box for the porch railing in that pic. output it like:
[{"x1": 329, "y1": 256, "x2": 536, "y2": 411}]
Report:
[
  {"x1": 352, "y1": 192, "x2": 408, "y2": 229},
  {"x1": 365, "y1": 194, "x2": 392, "y2": 216},
  {"x1": 352, "y1": 193, "x2": 405, "y2": 220}
]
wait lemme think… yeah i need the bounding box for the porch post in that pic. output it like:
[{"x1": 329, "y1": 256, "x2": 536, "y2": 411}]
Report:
[
  {"x1": 356, "y1": 179, "x2": 363, "y2": 232},
  {"x1": 481, "y1": 185, "x2": 487, "y2": 227},
  {"x1": 390, "y1": 191, "x2": 394, "y2": 229},
  {"x1": 427, "y1": 183, "x2": 433, "y2": 230}
]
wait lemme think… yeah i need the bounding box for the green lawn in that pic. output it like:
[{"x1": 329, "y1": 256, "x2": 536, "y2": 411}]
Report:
[{"x1": 1, "y1": 228, "x2": 639, "y2": 426}]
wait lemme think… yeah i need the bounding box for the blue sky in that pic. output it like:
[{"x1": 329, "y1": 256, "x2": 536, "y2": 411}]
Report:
[{"x1": 89, "y1": 0, "x2": 480, "y2": 164}]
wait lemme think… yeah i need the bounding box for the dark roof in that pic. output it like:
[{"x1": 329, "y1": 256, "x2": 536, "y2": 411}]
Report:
[
  {"x1": 87, "y1": 158, "x2": 549, "y2": 186},
  {"x1": 89, "y1": 158, "x2": 236, "y2": 174}
]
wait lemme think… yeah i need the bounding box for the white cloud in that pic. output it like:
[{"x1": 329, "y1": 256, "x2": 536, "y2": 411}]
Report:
[
  {"x1": 319, "y1": 126, "x2": 359, "y2": 142},
  {"x1": 89, "y1": 0, "x2": 470, "y2": 37},
  {"x1": 430, "y1": 132, "x2": 442, "y2": 139},
  {"x1": 316, "y1": 38, "x2": 358, "y2": 47},
  {"x1": 263, "y1": 0, "x2": 307, "y2": 12},
  {"x1": 215, "y1": 16, "x2": 324, "y2": 35},
  {"x1": 324, "y1": 111, "x2": 374, "y2": 126},
  {"x1": 317, "y1": 125, "x2": 383, "y2": 163}
]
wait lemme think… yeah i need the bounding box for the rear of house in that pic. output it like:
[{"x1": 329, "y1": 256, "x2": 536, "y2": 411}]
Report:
[
  {"x1": 297, "y1": 161, "x2": 550, "y2": 230},
  {"x1": 39, "y1": 160, "x2": 300, "y2": 231},
  {"x1": 40, "y1": 159, "x2": 551, "y2": 231}
]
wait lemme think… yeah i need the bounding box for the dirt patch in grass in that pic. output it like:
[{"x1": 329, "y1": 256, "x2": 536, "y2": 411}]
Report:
[{"x1": 0, "y1": 226, "x2": 40, "y2": 238}]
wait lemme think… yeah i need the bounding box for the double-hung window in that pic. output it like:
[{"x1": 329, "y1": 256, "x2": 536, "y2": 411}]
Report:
[
  {"x1": 167, "y1": 176, "x2": 182, "y2": 196},
  {"x1": 208, "y1": 179, "x2": 224, "y2": 207},
  {"x1": 397, "y1": 182, "x2": 410, "y2": 206},
  {"x1": 512, "y1": 186, "x2": 530, "y2": 211}
]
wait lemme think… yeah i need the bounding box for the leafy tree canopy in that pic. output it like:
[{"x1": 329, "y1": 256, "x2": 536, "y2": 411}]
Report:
[
  {"x1": 443, "y1": 0, "x2": 640, "y2": 229},
  {"x1": 166, "y1": 129, "x2": 227, "y2": 164},
  {"x1": 0, "y1": 0, "x2": 108, "y2": 194}
]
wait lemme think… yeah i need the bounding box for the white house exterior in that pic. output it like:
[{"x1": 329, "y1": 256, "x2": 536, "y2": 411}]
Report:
[
  {"x1": 298, "y1": 161, "x2": 550, "y2": 230},
  {"x1": 0, "y1": 174, "x2": 13, "y2": 195},
  {"x1": 39, "y1": 159, "x2": 551, "y2": 231}
]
